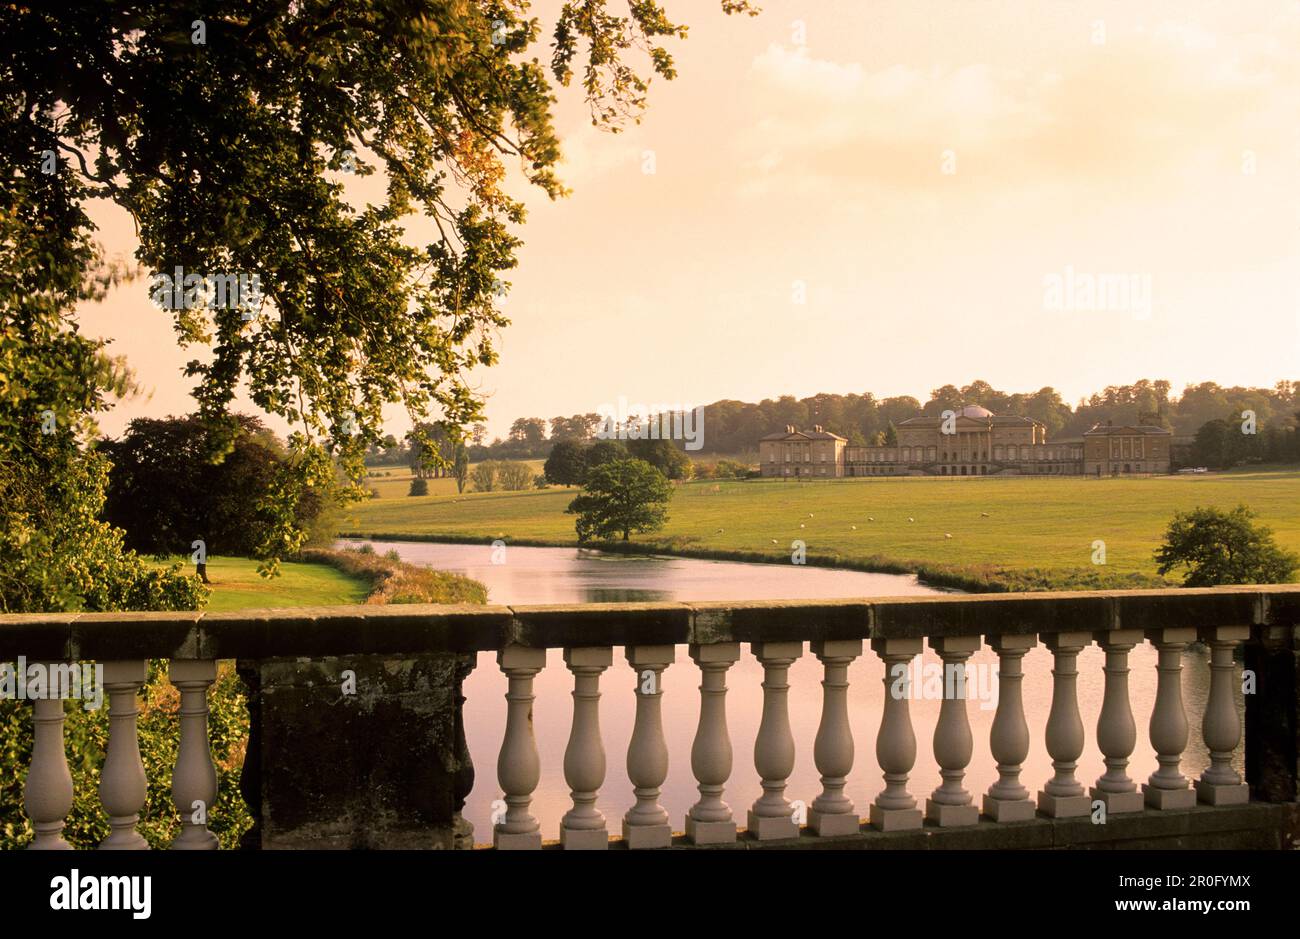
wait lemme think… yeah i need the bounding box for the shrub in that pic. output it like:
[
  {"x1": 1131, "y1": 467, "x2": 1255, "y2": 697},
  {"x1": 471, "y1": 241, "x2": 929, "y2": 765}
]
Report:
[
  {"x1": 471, "y1": 461, "x2": 498, "y2": 492},
  {"x1": 100, "y1": 414, "x2": 339, "y2": 559},
  {"x1": 497, "y1": 461, "x2": 534, "y2": 491},
  {"x1": 408, "y1": 478, "x2": 429, "y2": 496},
  {"x1": 301, "y1": 547, "x2": 487, "y2": 604}
]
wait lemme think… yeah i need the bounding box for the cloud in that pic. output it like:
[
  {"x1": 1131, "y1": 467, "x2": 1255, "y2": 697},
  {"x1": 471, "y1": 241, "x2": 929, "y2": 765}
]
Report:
[{"x1": 734, "y1": 20, "x2": 1299, "y2": 200}]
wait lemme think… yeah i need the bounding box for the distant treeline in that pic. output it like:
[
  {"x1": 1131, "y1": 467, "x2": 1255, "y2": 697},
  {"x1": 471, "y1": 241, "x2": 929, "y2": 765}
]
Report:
[
  {"x1": 690, "y1": 379, "x2": 1300, "y2": 453},
  {"x1": 364, "y1": 379, "x2": 1300, "y2": 466}
]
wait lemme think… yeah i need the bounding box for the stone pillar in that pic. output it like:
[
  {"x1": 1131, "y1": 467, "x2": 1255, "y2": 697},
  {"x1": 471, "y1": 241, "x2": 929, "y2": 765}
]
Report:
[
  {"x1": 237, "y1": 652, "x2": 477, "y2": 849},
  {"x1": 170, "y1": 659, "x2": 219, "y2": 850},
  {"x1": 1245, "y1": 620, "x2": 1298, "y2": 803},
  {"x1": 1090, "y1": 629, "x2": 1145, "y2": 814},
  {"x1": 984, "y1": 634, "x2": 1037, "y2": 821},
  {"x1": 686, "y1": 642, "x2": 740, "y2": 845},
  {"x1": 495, "y1": 646, "x2": 545, "y2": 850},
  {"x1": 24, "y1": 687, "x2": 74, "y2": 851},
  {"x1": 451, "y1": 655, "x2": 476, "y2": 850},
  {"x1": 99, "y1": 660, "x2": 149, "y2": 849},
  {"x1": 870, "y1": 638, "x2": 924, "y2": 831},
  {"x1": 1197, "y1": 626, "x2": 1250, "y2": 806},
  {"x1": 560, "y1": 647, "x2": 612, "y2": 849},
  {"x1": 1038, "y1": 632, "x2": 1093, "y2": 817},
  {"x1": 623, "y1": 645, "x2": 674, "y2": 849},
  {"x1": 748, "y1": 641, "x2": 803, "y2": 840},
  {"x1": 927, "y1": 636, "x2": 980, "y2": 827},
  {"x1": 1142, "y1": 628, "x2": 1196, "y2": 810},
  {"x1": 809, "y1": 639, "x2": 863, "y2": 837}
]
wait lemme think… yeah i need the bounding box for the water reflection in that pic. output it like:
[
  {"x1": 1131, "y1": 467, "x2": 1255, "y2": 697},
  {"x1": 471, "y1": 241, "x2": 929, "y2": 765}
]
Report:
[{"x1": 338, "y1": 539, "x2": 944, "y2": 604}]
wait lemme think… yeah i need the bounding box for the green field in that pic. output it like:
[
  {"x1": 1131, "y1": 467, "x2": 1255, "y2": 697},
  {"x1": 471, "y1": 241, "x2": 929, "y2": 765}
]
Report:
[
  {"x1": 361, "y1": 460, "x2": 545, "y2": 499},
  {"x1": 342, "y1": 468, "x2": 1300, "y2": 590},
  {"x1": 154, "y1": 556, "x2": 371, "y2": 611}
]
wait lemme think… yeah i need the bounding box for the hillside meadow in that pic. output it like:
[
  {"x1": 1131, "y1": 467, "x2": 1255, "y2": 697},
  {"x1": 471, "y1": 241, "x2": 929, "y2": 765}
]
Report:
[
  {"x1": 341, "y1": 468, "x2": 1300, "y2": 591},
  {"x1": 361, "y1": 460, "x2": 546, "y2": 499}
]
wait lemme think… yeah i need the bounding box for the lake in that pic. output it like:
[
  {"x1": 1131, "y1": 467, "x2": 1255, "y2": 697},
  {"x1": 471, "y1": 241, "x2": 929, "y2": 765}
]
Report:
[{"x1": 341, "y1": 539, "x2": 1241, "y2": 844}]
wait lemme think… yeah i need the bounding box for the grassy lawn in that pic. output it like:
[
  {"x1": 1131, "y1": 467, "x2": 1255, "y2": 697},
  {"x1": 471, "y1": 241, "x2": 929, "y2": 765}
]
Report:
[
  {"x1": 341, "y1": 467, "x2": 1300, "y2": 587},
  {"x1": 153, "y1": 556, "x2": 371, "y2": 612}
]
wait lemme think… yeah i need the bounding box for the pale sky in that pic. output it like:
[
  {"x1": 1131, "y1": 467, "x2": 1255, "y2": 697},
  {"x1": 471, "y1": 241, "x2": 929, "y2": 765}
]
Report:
[{"x1": 80, "y1": 0, "x2": 1300, "y2": 442}]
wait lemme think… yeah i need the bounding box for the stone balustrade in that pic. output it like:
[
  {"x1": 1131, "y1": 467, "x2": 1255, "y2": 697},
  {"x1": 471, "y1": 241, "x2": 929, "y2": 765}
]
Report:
[{"x1": 2, "y1": 585, "x2": 1298, "y2": 850}]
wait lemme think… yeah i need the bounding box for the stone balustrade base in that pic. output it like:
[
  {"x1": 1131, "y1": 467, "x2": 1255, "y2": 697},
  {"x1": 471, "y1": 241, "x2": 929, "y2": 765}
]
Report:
[
  {"x1": 926, "y1": 800, "x2": 979, "y2": 827},
  {"x1": 1142, "y1": 785, "x2": 1196, "y2": 810},
  {"x1": 494, "y1": 830, "x2": 542, "y2": 850},
  {"x1": 808, "y1": 810, "x2": 861, "y2": 837},
  {"x1": 1089, "y1": 788, "x2": 1145, "y2": 814},
  {"x1": 488, "y1": 802, "x2": 1294, "y2": 850},
  {"x1": 685, "y1": 817, "x2": 737, "y2": 844},
  {"x1": 982, "y1": 795, "x2": 1035, "y2": 822},
  {"x1": 869, "y1": 805, "x2": 923, "y2": 831},
  {"x1": 746, "y1": 812, "x2": 799, "y2": 840},
  {"x1": 560, "y1": 827, "x2": 610, "y2": 850},
  {"x1": 1036, "y1": 792, "x2": 1092, "y2": 817},
  {"x1": 622, "y1": 822, "x2": 672, "y2": 849},
  {"x1": 1196, "y1": 781, "x2": 1250, "y2": 806}
]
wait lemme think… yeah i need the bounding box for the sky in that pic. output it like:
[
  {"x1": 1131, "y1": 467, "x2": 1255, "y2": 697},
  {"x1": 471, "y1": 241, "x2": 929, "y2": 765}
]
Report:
[{"x1": 80, "y1": 0, "x2": 1300, "y2": 442}]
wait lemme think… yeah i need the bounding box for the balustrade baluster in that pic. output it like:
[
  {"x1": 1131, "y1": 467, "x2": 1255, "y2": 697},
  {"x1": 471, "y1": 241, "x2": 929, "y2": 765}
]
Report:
[
  {"x1": 1037, "y1": 632, "x2": 1093, "y2": 817},
  {"x1": 748, "y1": 642, "x2": 803, "y2": 840},
  {"x1": 1090, "y1": 629, "x2": 1145, "y2": 814},
  {"x1": 495, "y1": 645, "x2": 545, "y2": 849},
  {"x1": 623, "y1": 646, "x2": 674, "y2": 848},
  {"x1": 170, "y1": 659, "x2": 219, "y2": 849},
  {"x1": 809, "y1": 640, "x2": 862, "y2": 836},
  {"x1": 870, "y1": 638, "x2": 923, "y2": 831},
  {"x1": 983, "y1": 634, "x2": 1036, "y2": 821},
  {"x1": 1143, "y1": 629, "x2": 1197, "y2": 810},
  {"x1": 561, "y1": 647, "x2": 612, "y2": 849},
  {"x1": 1196, "y1": 626, "x2": 1250, "y2": 805},
  {"x1": 452, "y1": 655, "x2": 476, "y2": 850},
  {"x1": 25, "y1": 667, "x2": 74, "y2": 850},
  {"x1": 100, "y1": 660, "x2": 149, "y2": 849},
  {"x1": 686, "y1": 643, "x2": 740, "y2": 845},
  {"x1": 927, "y1": 637, "x2": 979, "y2": 827}
]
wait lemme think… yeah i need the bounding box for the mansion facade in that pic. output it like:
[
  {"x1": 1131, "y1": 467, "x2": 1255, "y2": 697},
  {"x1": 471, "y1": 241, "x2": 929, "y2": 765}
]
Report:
[{"x1": 759, "y1": 405, "x2": 1172, "y2": 478}]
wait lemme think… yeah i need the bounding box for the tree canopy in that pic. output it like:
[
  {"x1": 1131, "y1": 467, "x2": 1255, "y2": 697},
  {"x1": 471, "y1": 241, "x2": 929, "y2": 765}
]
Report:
[
  {"x1": 566, "y1": 458, "x2": 671, "y2": 542},
  {"x1": 100, "y1": 414, "x2": 337, "y2": 558},
  {"x1": 1154, "y1": 505, "x2": 1298, "y2": 587},
  {"x1": 0, "y1": 0, "x2": 755, "y2": 603}
]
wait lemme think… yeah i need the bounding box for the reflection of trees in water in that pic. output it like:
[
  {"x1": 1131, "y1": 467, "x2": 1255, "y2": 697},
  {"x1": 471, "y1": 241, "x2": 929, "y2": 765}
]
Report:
[
  {"x1": 583, "y1": 588, "x2": 673, "y2": 603},
  {"x1": 1181, "y1": 647, "x2": 1246, "y2": 778}
]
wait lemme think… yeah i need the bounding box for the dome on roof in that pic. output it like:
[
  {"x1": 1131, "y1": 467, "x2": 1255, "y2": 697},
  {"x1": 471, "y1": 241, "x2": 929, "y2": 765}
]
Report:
[{"x1": 959, "y1": 404, "x2": 994, "y2": 418}]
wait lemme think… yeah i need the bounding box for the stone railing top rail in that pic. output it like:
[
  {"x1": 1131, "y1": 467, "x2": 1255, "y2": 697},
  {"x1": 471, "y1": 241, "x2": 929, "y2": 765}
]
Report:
[{"x1": 2, "y1": 585, "x2": 1298, "y2": 661}]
